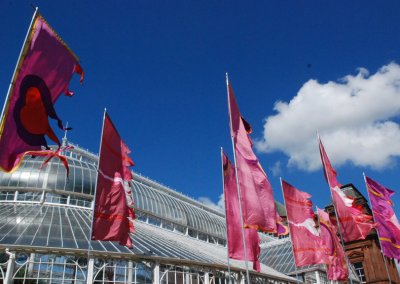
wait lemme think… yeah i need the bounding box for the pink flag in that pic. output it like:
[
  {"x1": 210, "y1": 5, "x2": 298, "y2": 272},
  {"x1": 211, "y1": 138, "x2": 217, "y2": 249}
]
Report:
[
  {"x1": 222, "y1": 150, "x2": 260, "y2": 271},
  {"x1": 318, "y1": 208, "x2": 349, "y2": 281},
  {"x1": 281, "y1": 179, "x2": 329, "y2": 267},
  {"x1": 227, "y1": 80, "x2": 282, "y2": 234},
  {"x1": 0, "y1": 12, "x2": 84, "y2": 173},
  {"x1": 319, "y1": 137, "x2": 376, "y2": 242},
  {"x1": 318, "y1": 138, "x2": 340, "y2": 189},
  {"x1": 92, "y1": 113, "x2": 135, "y2": 248},
  {"x1": 365, "y1": 176, "x2": 400, "y2": 261}
]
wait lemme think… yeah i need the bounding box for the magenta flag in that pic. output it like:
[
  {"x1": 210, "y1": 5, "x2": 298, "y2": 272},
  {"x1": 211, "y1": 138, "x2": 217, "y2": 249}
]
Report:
[
  {"x1": 319, "y1": 138, "x2": 376, "y2": 242},
  {"x1": 227, "y1": 80, "x2": 282, "y2": 234},
  {"x1": 318, "y1": 208, "x2": 349, "y2": 281},
  {"x1": 318, "y1": 138, "x2": 340, "y2": 189},
  {"x1": 281, "y1": 179, "x2": 329, "y2": 267},
  {"x1": 0, "y1": 12, "x2": 84, "y2": 173},
  {"x1": 222, "y1": 150, "x2": 260, "y2": 271},
  {"x1": 92, "y1": 113, "x2": 135, "y2": 248},
  {"x1": 365, "y1": 176, "x2": 400, "y2": 261}
]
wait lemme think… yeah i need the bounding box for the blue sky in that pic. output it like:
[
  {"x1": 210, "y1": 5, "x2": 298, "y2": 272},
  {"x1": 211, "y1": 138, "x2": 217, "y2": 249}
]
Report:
[{"x1": 1, "y1": 1, "x2": 400, "y2": 215}]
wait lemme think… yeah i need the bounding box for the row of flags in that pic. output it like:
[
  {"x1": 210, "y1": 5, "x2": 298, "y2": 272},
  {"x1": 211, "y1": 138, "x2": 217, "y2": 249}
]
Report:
[
  {"x1": 0, "y1": 9, "x2": 399, "y2": 282},
  {"x1": 224, "y1": 77, "x2": 400, "y2": 281}
]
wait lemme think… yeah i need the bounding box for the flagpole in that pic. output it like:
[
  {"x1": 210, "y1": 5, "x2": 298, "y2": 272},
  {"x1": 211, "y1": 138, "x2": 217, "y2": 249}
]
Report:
[
  {"x1": 221, "y1": 147, "x2": 232, "y2": 284},
  {"x1": 226, "y1": 73, "x2": 251, "y2": 284},
  {"x1": 363, "y1": 173, "x2": 392, "y2": 284},
  {"x1": 318, "y1": 134, "x2": 353, "y2": 284},
  {"x1": 279, "y1": 178, "x2": 300, "y2": 284},
  {"x1": 87, "y1": 109, "x2": 107, "y2": 257},
  {"x1": 0, "y1": 7, "x2": 38, "y2": 134},
  {"x1": 315, "y1": 206, "x2": 330, "y2": 281}
]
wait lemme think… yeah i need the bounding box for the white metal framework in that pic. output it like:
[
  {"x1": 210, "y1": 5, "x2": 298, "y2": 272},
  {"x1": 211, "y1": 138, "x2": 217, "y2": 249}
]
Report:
[{"x1": 0, "y1": 143, "x2": 300, "y2": 283}]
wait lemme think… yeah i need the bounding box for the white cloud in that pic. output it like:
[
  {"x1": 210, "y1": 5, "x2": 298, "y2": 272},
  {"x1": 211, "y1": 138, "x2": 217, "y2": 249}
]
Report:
[
  {"x1": 270, "y1": 161, "x2": 282, "y2": 177},
  {"x1": 256, "y1": 62, "x2": 400, "y2": 171},
  {"x1": 198, "y1": 193, "x2": 225, "y2": 212}
]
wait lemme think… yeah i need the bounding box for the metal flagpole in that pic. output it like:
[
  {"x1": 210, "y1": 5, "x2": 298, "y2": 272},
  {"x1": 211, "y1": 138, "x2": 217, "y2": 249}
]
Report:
[
  {"x1": 279, "y1": 178, "x2": 300, "y2": 284},
  {"x1": 363, "y1": 173, "x2": 392, "y2": 284},
  {"x1": 318, "y1": 134, "x2": 353, "y2": 284},
  {"x1": 0, "y1": 7, "x2": 38, "y2": 133},
  {"x1": 315, "y1": 206, "x2": 330, "y2": 282},
  {"x1": 220, "y1": 147, "x2": 232, "y2": 284},
  {"x1": 86, "y1": 109, "x2": 107, "y2": 267},
  {"x1": 226, "y1": 73, "x2": 251, "y2": 284}
]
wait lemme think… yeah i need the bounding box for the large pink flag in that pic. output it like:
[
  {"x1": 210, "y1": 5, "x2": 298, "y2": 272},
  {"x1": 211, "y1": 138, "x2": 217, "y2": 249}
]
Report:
[
  {"x1": 0, "y1": 12, "x2": 84, "y2": 173},
  {"x1": 227, "y1": 80, "x2": 281, "y2": 234},
  {"x1": 281, "y1": 179, "x2": 329, "y2": 267},
  {"x1": 318, "y1": 208, "x2": 349, "y2": 281},
  {"x1": 365, "y1": 176, "x2": 400, "y2": 261},
  {"x1": 222, "y1": 150, "x2": 260, "y2": 272},
  {"x1": 91, "y1": 113, "x2": 135, "y2": 248},
  {"x1": 318, "y1": 138, "x2": 376, "y2": 242}
]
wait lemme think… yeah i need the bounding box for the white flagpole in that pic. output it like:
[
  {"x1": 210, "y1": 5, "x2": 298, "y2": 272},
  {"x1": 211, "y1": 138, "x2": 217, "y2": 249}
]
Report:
[
  {"x1": 363, "y1": 173, "x2": 392, "y2": 284},
  {"x1": 317, "y1": 134, "x2": 354, "y2": 284},
  {"x1": 220, "y1": 147, "x2": 232, "y2": 284},
  {"x1": 87, "y1": 109, "x2": 107, "y2": 253},
  {"x1": 279, "y1": 178, "x2": 300, "y2": 284},
  {"x1": 226, "y1": 73, "x2": 251, "y2": 284},
  {"x1": 0, "y1": 7, "x2": 38, "y2": 132}
]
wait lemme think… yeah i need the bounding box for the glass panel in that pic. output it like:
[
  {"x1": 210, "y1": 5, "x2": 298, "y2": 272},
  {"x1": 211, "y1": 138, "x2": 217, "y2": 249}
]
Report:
[
  {"x1": 354, "y1": 262, "x2": 366, "y2": 283},
  {"x1": 9, "y1": 171, "x2": 21, "y2": 187},
  {"x1": 0, "y1": 171, "x2": 10, "y2": 186},
  {"x1": 28, "y1": 169, "x2": 40, "y2": 188},
  {"x1": 46, "y1": 162, "x2": 59, "y2": 190},
  {"x1": 188, "y1": 229, "x2": 197, "y2": 238},
  {"x1": 82, "y1": 168, "x2": 92, "y2": 195},
  {"x1": 18, "y1": 166, "x2": 30, "y2": 187},
  {"x1": 74, "y1": 163, "x2": 83, "y2": 193},
  {"x1": 65, "y1": 164, "x2": 75, "y2": 192},
  {"x1": 198, "y1": 232, "x2": 207, "y2": 242}
]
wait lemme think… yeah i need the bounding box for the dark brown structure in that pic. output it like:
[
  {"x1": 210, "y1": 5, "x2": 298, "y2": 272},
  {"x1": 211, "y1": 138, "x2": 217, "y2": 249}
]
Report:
[{"x1": 326, "y1": 184, "x2": 400, "y2": 284}]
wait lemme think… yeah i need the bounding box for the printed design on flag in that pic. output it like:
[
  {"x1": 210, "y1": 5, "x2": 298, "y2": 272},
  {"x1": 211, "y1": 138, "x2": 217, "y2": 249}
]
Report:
[
  {"x1": 389, "y1": 214, "x2": 400, "y2": 230},
  {"x1": 94, "y1": 172, "x2": 130, "y2": 222},
  {"x1": 0, "y1": 12, "x2": 84, "y2": 174},
  {"x1": 379, "y1": 237, "x2": 400, "y2": 248},
  {"x1": 365, "y1": 176, "x2": 400, "y2": 260},
  {"x1": 98, "y1": 168, "x2": 135, "y2": 220},
  {"x1": 319, "y1": 220, "x2": 336, "y2": 256},
  {"x1": 289, "y1": 218, "x2": 320, "y2": 236},
  {"x1": 333, "y1": 186, "x2": 373, "y2": 224},
  {"x1": 318, "y1": 208, "x2": 349, "y2": 281},
  {"x1": 14, "y1": 74, "x2": 68, "y2": 148}
]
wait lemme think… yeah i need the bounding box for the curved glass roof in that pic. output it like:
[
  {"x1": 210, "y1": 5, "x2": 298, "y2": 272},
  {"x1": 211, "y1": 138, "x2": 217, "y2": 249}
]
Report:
[
  {"x1": 131, "y1": 180, "x2": 226, "y2": 238},
  {"x1": 0, "y1": 144, "x2": 227, "y2": 239},
  {"x1": 0, "y1": 153, "x2": 97, "y2": 197}
]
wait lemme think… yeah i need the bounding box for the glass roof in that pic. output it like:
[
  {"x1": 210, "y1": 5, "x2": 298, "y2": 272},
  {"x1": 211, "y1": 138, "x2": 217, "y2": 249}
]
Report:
[
  {"x1": 0, "y1": 145, "x2": 228, "y2": 237},
  {"x1": 0, "y1": 202, "x2": 296, "y2": 282}
]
